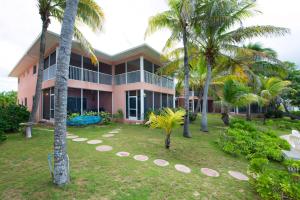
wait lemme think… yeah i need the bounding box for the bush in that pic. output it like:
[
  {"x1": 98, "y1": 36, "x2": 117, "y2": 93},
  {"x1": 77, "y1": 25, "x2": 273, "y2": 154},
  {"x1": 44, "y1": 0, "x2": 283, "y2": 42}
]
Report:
[
  {"x1": 113, "y1": 109, "x2": 124, "y2": 119},
  {"x1": 0, "y1": 129, "x2": 7, "y2": 142},
  {"x1": 67, "y1": 112, "x2": 80, "y2": 120},
  {"x1": 218, "y1": 119, "x2": 290, "y2": 162},
  {"x1": 265, "y1": 110, "x2": 284, "y2": 119},
  {"x1": 291, "y1": 111, "x2": 300, "y2": 117},
  {"x1": 252, "y1": 169, "x2": 300, "y2": 200},
  {"x1": 249, "y1": 158, "x2": 269, "y2": 173},
  {"x1": 284, "y1": 160, "x2": 300, "y2": 173},
  {"x1": 0, "y1": 105, "x2": 30, "y2": 133},
  {"x1": 266, "y1": 119, "x2": 300, "y2": 131},
  {"x1": 189, "y1": 112, "x2": 197, "y2": 122},
  {"x1": 99, "y1": 111, "x2": 111, "y2": 124}
]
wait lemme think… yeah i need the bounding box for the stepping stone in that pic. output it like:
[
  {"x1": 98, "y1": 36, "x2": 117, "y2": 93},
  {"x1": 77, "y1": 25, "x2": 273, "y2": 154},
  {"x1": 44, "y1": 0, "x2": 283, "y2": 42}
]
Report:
[
  {"x1": 96, "y1": 145, "x2": 113, "y2": 152},
  {"x1": 103, "y1": 134, "x2": 115, "y2": 138},
  {"x1": 116, "y1": 152, "x2": 130, "y2": 157},
  {"x1": 109, "y1": 131, "x2": 119, "y2": 134},
  {"x1": 133, "y1": 155, "x2": 149, "y2": 161},
  {"x1": 175, "y1": 164, "x2": 191, "y2": 174},
  {"x1": 67, "y1": 135, "x2": 78, "y2": 139},
  {"x1": 87, "y1": 140, "x2": 102, "y2": 144},
  {"x1": 153, "y1": 159, "x2": 169, "y2": 167},
  {"x1": 72, "y1": 138, "x2": 88, "y2": 142},
  {"x1": 228, "y1": 171, "x2": 249, "y2": 181},
  {"x1": 201, "y1": 168, "x2": 220, "y2": 177}
]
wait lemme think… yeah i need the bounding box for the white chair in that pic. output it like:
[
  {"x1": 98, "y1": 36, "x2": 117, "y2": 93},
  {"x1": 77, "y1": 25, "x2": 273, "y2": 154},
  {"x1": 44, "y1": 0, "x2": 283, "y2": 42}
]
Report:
[{"x1": 289, "y1": 135, "x2": 300, "y2": 151}]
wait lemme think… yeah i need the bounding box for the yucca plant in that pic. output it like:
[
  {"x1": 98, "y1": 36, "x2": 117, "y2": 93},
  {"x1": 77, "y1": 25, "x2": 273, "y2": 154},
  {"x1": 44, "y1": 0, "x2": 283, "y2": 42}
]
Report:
[{"x1": 146, "y1": 108, "x2": 185, "y2": 149}]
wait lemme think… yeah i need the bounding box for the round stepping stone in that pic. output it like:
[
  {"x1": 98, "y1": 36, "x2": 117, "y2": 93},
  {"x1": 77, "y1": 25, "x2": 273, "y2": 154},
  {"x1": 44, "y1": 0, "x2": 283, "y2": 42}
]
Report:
[
  {"x1": 153, "y1": 159, "x2": 169, "y2": 167},
  {"x1": 228, "y1": 171, "x2": 249, "y2": 181},
  {"x1": 116, "y1": 152, "x2": 130, "y2": 157},
  {"x1": 102, "y1": 134, "x2": 114, "y2": 138},
  {"x1": 175, "y1": 164, "x2": 191, "y2": 174},
  {"x1": 133, "y1": 155, "x2": 149, "y2": 161},
  {"x1": 87, "y1": 140, "x2": 102, "y2": 144},
  {"x1": 109, "y1": 131, "x2": 119, "y2": 134},
  {"x1": 67, "y1": 135, "x2": 78, "y2": 139},
  {"x1": 72, "y1": 138, "x2": 88, "y2": 142},
  {"x1": 96, "y1": 145, "x2": 113, "y2": 152},
  {"x1": 201, "y1": 168, "x2": 220, "y2": 177}
]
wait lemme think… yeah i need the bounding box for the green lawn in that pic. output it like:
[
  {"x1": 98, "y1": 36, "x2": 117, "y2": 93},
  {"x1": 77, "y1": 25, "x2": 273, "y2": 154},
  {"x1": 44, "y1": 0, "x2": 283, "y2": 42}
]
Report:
[{"x1": 0, "y1": 114, "x2": 291, "y2": 200}]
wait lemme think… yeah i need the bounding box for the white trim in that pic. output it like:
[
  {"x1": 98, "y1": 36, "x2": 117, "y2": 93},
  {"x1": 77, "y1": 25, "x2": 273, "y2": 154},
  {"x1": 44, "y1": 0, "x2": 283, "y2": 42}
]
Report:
[
  {"x1": 140, "y1": 56, "x2": 144, "y2": 82},
  {"x1": 81, "y1": 88, "x2": 83, "y2": 115},
  {"x1": 97, "y1": 90, "x2": 100, "y2": 114},
  {"x1": 125, "y1": 61, "x2": 128, "y2": 84},
  {"x1": 140, "y1": 89, "x2": 144, "y2": 120},
  {"x1": 81, "y1": 55, "x2": 83, "y2": 81},
  {"x1": 152, "y1": 91, "x2": 154, "y2": 110}
]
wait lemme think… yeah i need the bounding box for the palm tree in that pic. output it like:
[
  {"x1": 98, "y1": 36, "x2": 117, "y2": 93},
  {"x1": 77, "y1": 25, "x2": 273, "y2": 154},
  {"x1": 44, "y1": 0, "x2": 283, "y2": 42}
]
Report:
[
  {"x1": 220, "y1": 79, "x2": 258, "y2": 125},
  {"x1": 259, "y1": 77, "x2": 291, "y2": 123},
  {"x1": 29, "y1": 0, "x2": 104, "y2": 134},
  {"x1": 146, "y1": 108, "x2": 185, "y2": 149},
  {"x1": 145, "y1": 0, "x2": 192, "y2": 138},
  {"x1": 192, "y1": 0, "x2": 289, "y2": 132},
  {"x1": 53, "y1": 0, "x2": 79, "y2": 186}
]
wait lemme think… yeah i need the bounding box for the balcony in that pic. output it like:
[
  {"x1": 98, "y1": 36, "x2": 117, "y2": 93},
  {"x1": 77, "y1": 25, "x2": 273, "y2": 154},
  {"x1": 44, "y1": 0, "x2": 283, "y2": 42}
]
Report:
[
  {"x1": 43, "y1": 64, "x2": 112, "y2": 85},
  {"x1": 144, "y1": 71, "x2": 174, "y2": 89}
]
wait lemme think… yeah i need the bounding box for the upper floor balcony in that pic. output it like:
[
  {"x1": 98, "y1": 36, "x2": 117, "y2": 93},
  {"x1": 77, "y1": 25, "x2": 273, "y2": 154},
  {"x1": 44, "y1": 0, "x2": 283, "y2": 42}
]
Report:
[{"x1": 42, "y1": 51, "x2": 174, "y2": 89}]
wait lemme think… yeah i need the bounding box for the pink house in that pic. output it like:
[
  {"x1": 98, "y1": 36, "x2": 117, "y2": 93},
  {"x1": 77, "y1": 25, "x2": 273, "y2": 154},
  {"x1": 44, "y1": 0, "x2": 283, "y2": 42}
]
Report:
[{"x1": 9, "y1": 31, "x2": 175, "y2": 123}]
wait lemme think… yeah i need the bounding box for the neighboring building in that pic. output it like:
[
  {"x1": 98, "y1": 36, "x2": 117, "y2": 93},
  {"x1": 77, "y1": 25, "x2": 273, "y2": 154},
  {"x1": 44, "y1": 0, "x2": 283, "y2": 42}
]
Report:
[
  {"x1": 176, "y1": 90, "x2": 214, "y2": 113},
  {"x1": 9, "y1": 31, "x2": 175, "y2": 123}
]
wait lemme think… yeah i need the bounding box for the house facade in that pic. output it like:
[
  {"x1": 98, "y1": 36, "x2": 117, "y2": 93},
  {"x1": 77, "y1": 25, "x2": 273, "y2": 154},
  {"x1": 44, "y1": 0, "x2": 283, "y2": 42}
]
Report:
[{"x1": 9, "y1": 31, "x2": 175, "y2": 123}]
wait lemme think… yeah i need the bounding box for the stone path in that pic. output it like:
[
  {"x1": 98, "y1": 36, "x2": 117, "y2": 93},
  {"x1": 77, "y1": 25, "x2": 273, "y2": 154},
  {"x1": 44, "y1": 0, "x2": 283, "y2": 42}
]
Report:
[
  {"x1": 72, "y1": 138, "x2": 88, "y2": 142},
  {"x1": 68, "y1": 128, "x2": 249, "y2": 183},
  {"x1": 228, "y1": 171, "x2": 249, "y2": 181},
  {"x1": 87, "y1": 140, "x2": 102, "y2": 144},
  {"x1": 175, "y1": 164, "x2": 191, "y2": 174},
  {"x1": 96, "y1": 145, "x2": 113, "y2": 152},
  {"x1": 201, "y1": 168, "x2": 220, "y2": 177},
  {"x1": 134, "y1": 155, "x2": 149, "y2": 161}
]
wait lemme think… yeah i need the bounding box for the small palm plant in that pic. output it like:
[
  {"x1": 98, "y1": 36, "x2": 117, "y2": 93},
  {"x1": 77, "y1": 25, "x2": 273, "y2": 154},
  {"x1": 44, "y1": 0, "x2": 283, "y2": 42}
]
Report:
[{"x1": 146, "y1": 108, "x2": 185, "y2": 149}]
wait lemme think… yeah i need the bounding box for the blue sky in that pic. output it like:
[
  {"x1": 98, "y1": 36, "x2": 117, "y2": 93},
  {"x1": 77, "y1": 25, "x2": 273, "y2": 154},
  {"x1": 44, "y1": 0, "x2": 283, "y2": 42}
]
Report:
[{"x1": 0, "y1": 0, "x2": 299, "y2": 92}]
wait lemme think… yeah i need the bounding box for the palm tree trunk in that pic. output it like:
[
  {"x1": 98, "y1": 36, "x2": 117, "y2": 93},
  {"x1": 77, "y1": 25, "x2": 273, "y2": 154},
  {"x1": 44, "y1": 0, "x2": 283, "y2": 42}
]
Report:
[
  {"x1": 27, "y1": 21, "x2": 49, "y2": 137},
  {"x1": 246, "y1": 104, "x2": 251, "y2": 121},
  {"x1": 221, "y1": 106, "x2": 230, "y2": 126},
  {"x1": 193, "y1": 90, "x2": 203, "y2": 114},
  {"x1": 53, "y1": 0, "x2": 79, "y2": 186},
  {"x1": 182, "y1": 27, "x2": 191, "y2": 138},
  {"x1": 165, "y1": 134, "x2": 171, "y2": 149},
  {"x1": 201, "y1": 58, "x2": 212, "y2": 132}
]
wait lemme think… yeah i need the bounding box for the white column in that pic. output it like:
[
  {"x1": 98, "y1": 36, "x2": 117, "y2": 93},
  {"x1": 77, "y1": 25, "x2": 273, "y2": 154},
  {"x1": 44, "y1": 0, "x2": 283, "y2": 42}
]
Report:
[
  {"x1": 236, "y1": 106, "x2": 239, "y2": 114},
  {"x1": 173, "y1": 95, "x2": 175, "y2": 108},
  {"x1": 125, "y1": 61, "x2": 128, "y2": 84},
  {"x1": 141, "y1": 89, "x2": 144, "y2": 120},
  {"x1": 166, "y1": 94, "x2": 169, "y2": 108},
  {"x1": 140, "y1": 56, "x2": 144, "y2": 82},
  {"x1": 81, "y1": 88, "x2": 83, "y2": 115},
  {"x1": 152, "y1": 91, "x2": 154, "y2": 110},
  {"x1": 81, "y1": 55, "x2": 83, "y2": 81},
  {"x1": 160, "y1": 93, "x2": 162, "y2": 108},
  {"x1": 192, "y1": 99, "x2": 195, "y2": 112},
  {"x1": 97, "y1": 90, "x2": 100, "y2": 115},
  {"x1": 97, "y1": 62, "x2": 100, "y2": 84}
]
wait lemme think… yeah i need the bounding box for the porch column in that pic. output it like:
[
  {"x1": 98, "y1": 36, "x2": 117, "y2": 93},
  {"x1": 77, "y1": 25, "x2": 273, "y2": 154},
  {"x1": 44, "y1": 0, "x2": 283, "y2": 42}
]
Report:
[
  {"x1": 97, "y1": 90, "x2": 100, "y2": 115},
  {"x1": 125, "y1": 62, "x2": 128, "y2": 84},
  {"x1": 81, "y1": 55, "x2": 83, "y2": 81},
  {"x1": 236, "y1": 106, "x2": 239, "y2": 114},
  {"x1": 173, "y1": 96, "x2": 175, "y2": 108},
  {"x1": 141, "y1": 89, "x2": 144, "y2": 120},
  {"x1": 97, "y1": 62, "x2": 100, "y2": 84},
  {"x1": 160, "y1": 93, "x2": 162, "y2": 108},
  {"x1": 81, "y1": 89, "x2": 83, "y2": 115},
  {"x1": 152, "y1": 91, "x2": 154, "y2": 110},
  {"x1": 192, "y1": 99, "x2": 195, "y2": 112},
  {"x1": 140, "y1": 56, "x2": 144, "y2": 82}
]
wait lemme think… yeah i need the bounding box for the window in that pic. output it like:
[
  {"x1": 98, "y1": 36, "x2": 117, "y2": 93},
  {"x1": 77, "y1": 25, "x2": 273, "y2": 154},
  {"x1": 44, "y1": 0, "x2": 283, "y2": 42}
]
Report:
[
  {"x1": 33, "y1": 65, "x2": 37, "y2": 74},
  {"x1": 115, "y1": 63, "x2": 125, "y2": 75},
  {"x1": 127, "y1": 59, "x2": 140, "y2": 72},
  {"x1": 70, "y1": 53, "x2": 81, "y2": 67},
  {"x1": 144, "y1": 59, "x2": 153, "y2": 73},
  {"x1": 25, "y1": 98, "x2": 27, "y2": 107},
  {"x1": 50, "y1": 51, "x2": 56, "y2": 66},
  {"x1": 99, "y1": 62, "x2": 112, "y2": 74},
  {"x1": 44, "y1": 56, "x2": 49, "y2": 69}
]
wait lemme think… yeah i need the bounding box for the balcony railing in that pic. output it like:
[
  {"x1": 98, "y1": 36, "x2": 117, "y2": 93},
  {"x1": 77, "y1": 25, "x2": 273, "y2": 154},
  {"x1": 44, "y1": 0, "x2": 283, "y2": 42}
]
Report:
[
  {"x1": 43, "y1": 64, "x2": 112, "y2": 85},
  {"x1": 144, "y1": 71, "x2": 174, "y2": 89},
  {"x1": 115, "y1": 70, "x2": 141, "y2": 85}
]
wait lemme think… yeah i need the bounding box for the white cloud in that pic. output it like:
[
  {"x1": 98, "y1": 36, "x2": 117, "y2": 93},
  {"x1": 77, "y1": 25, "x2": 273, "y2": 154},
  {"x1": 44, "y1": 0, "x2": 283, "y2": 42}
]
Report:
[{"x1": 0, "y1": 0, "x2": 299, "y2": 92}]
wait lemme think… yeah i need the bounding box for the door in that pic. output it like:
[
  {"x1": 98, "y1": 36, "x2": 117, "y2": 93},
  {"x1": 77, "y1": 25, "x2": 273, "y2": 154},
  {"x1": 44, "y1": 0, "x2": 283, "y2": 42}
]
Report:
[{"x1": 129, "y1": 96, "x2": 137, "y2": 120}]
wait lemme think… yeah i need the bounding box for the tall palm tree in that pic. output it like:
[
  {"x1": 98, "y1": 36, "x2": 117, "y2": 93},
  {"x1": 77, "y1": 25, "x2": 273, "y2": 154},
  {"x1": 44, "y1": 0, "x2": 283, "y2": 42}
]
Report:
[
  {"x1": 53, "y1": 0, "x2": 79, "y2": 186},
  {"x1": 29, "y1": 0, "x2": 104, "y2": 134},
  {"x1": 145, "y1": 0, "x2": 192, "y2": 138},
  {"x1": 192, "y1": 0, "x2": 289, "y2": 132}
]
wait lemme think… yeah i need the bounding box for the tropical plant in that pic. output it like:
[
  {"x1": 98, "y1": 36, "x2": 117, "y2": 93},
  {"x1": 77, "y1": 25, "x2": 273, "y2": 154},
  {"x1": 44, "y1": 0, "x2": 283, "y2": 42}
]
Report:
[
  {"x1": 29, "y1": 0, "x2": 104, "y2": 129},
  {"x1": 191, "y1": 0, "x2": 289, "y2": 132},
  {"x1": 53, "y1": 0, "x2": 79, "y2": 186},
  {"x1": 146, "y1": 108, "x2": 185, "y2": 149},
  {"x1": 0, "y1": 91, "x2": 17, "y2": 107},
  {"x1": 145, "y1": 0, "x2": 192, "y2": 138},
  {"x1": 220, "y1": 79, "x2": 258, "y2": 125}
]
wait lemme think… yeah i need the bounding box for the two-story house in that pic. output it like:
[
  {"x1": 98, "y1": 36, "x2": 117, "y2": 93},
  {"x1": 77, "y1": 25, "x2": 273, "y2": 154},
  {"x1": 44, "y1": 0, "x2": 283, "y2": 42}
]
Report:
[{"x1": 9, "y1": 31, "x2": 175, "y2": 123}]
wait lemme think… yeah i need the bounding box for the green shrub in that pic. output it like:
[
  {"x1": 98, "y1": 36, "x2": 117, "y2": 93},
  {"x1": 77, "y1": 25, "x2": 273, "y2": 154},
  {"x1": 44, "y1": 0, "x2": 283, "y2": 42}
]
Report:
[
  {"x1": 99, "y1": 111, "x2": 111, "y2": 124},
  {"x1": 84, "y1": 111, "x2": 98, "y2": 116},
  {"x1": 218, "y1": 119, "x2": 290, "y2": 162},
  {"x1": 252, "y1": 169, "x2": 300, "y2": 200},
  {"x1": 284, "y1": 160, "x2": 300, "y2": 173},
  {"x1": 67, "y1": 112, "x2": 80, "y2": 120},
  {"x1": 189, "y1": 112, "x2": 197, "y2": 122},
  {"x1": 113, "y1": 109, "x2": 124, "y2": 119},
  {"x1": 266, "y1": 119, "x2": 300, "y2": 131},
  {"x1": 0, "y1": 129, "x2": 7, "y2": 142},
  {"x1": 249, "y1": 158, "x2": 269, "y2": 173},
  {"x1": 265, "y1": 110, "x2": 284, "y2": 119},
  {"x1": 291, "y1": 111, "x2": 300, "y2": 117},
  {"x1": 0, "y1": 105, "x2": 30, "y2": 133}
]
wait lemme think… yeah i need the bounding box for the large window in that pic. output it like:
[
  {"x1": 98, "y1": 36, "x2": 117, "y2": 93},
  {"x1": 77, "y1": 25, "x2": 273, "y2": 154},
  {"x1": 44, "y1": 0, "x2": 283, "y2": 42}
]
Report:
[
  {"x1": 144, "y1": 59, "x2": 153, "y2": 73},
  {"x1": 70, "y1": 52, "x2": 81, "y2": 67},
  {"x1": 127, "y1": 59, "x2": 140, "y2": 72},
  {"x1": 154, "y1": 92, "x2": 161, "y2": 109},
  {"x1": 115, "y1": 63, "x2": 125, "y2": 75},
  {"x1": 99, "y1": 62, "x2": 112, "y2": 75},
  {"x1": 67, "y1": 97, "x2": 87, "y2": 113}
]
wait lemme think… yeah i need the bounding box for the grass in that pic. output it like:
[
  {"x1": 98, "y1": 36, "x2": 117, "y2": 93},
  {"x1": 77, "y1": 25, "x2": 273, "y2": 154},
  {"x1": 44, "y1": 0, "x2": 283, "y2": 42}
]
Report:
[{"x1": 0, "y1": 114, "x2": 292, "y2": 200}]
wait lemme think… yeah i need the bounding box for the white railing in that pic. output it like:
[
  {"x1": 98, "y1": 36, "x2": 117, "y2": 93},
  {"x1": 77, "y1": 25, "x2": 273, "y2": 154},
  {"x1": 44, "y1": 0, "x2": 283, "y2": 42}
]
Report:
[
  {"x1": 83, "y1": 68, "x2": 98, "y2": 83},
  {"x1": 144, "y1": 71, "x2": 174, "y2": 89},
  {"x1": 99, "y1": 72, "x2": 112, "y2": 85},
  {"x1": 127, "y1": 70, "x2": 140, "y2": 83},
  {"x1": 114, "y1": 73, "x2": 126, "y2": 85},
  {"x1": 43, "y1": 64, "x2": 56, "y2": 81},
  {"x1": 69, "y1": 65, "x2": 81, "y2": 80}
]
